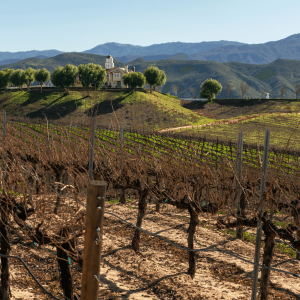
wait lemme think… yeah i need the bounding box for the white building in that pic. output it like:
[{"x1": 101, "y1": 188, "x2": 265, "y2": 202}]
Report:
[
  {"x1": 104, "y1": 55, "x2": 135, "y2": 88},
  {"x1": 105, "y1": 55, "x2": 114, "y2": 69}
]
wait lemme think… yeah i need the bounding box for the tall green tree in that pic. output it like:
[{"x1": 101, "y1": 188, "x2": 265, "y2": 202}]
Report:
[
  {"x1": 51, "y1": 64, "x2": 78, "y2": 94},
  {"x1": 0, "y1": 69, "x2": 14, "y2": 92},
  {"x1": 153, "y1": 70, "x2": 167, "y2": 91},
  {"x1": 51, "y1": 67, "x2": 65, "y2": 91},
  {"x1": 35, "y1": 68, "x2": 51, "y2": 93},
  {"x1": 78, "y1": 63, "x2": 106, "y2": 96},
  {"x1": 123, "y1": 72, "x2": 146, "y2": 92},
  {"x1": 63, "y1": 64, "x2": 78, "y2": 94},
  {"x1": 9, "y1": 69, "x2": 26, "y2": 91},
  {"x1": 200, "y1": 78, "x2": 222, "y2": 101},
  {"x1": 22, "y1": 67, "x2": 36, "y2": 92},
  {"x1": 144, "y1": 66, "x2": 166, "y2": 94}
]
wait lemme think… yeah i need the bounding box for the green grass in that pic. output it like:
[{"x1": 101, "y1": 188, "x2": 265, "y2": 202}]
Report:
[
  {"x1": 0, "y1": 90, "x2": 215, "y2": 131},
  {"x1": 221, "y1": 229, "x2": 296, "y2": 258},
  {"x1": 180, "y1": 113, "x2": 300, "y2": 150},
  {"x1": 107, "y1": 198, "x2": 133, "y2": 204}
]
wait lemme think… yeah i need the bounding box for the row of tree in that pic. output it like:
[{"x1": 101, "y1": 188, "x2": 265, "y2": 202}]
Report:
[
  {"x1": 0, "y1": 64, "x2": 167, "y2": 95},
  {"x1": 0, "y1": 68, "x2": 51, "y2": 93},
  {"x1": 120, "y1": 66, "x2": 166, "y2": 94}
]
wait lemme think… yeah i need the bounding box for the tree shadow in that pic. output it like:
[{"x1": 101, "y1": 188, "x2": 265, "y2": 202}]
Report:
[{"x1": 85, "y1": 91, "x2": 133, "y2": 117}]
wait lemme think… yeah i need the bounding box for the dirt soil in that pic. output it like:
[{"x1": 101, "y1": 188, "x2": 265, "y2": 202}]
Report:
[{"x1": 6, "y1": 195, "x2": 300, "y2": 300}]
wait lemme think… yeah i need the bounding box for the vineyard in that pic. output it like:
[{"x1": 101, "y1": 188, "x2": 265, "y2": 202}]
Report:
[
  {"x1": 0, "y1": 112, "x2": 299, "y2": 299},
  {"x1": 174, "y1": 113, "x2": 300, "y2": 151}
]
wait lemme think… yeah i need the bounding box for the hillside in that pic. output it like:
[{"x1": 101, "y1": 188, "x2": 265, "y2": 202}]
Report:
[
  {"x1": 126, "y1": 58, "x2": 300, "y2": 99},
  {"x1": 188, "y1": 33, "x2": 300, "y2": 64},
  {"x1": 1, "y1": 53, "x2": 300, "y2": 98},
  {"x1": 115, "y1": 53, "x2": 189, "y2": 63},
  {"x1": 0, "y1": 89, "x2": 213, "y2": 131}
]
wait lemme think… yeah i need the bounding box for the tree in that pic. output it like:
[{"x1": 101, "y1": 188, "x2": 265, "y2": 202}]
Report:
[
  {"x1": 122, "y1": 72, "x2": 146, "y2": 92},
  {"x1": 78, "y1": 63, "x2": 106, "y2": 96},
  {"x1": 260, "y1": 88, "x2": 265, "y2": 98},
  {"x1": 280, "y1": 85, "x2": 286, "y2": 99},
  {"x1": 9, "y1": 69, "x2": 26, "y2": 91},
  {"x1": 294, "y1": 83, "x2": 300, "y2": 99},
  {"x1": 51, "y1": 67, "x2": 65, "y2": 91},
  {"x1": 144, "y1": 66, "x2": 166, "y2": 94},
  {"x1": 22, "y1": 68, "x2": 35, "y2": 92},
  {"x1": 52, "y1": 64, "x2": 78, "y2": 94},
  {"x1": 173, "y1": 84, "x2": 179, "y2": 97},
  {"x1": 240, "y1": 82, "x2": 249, "y2": 98},
  {"x1": 35, "y1": 68, "x2": 51, "y2": 93},
  {"x1": 189, "y1": 86, "x2": 196, "y2": 98},
  {"x1": 200, "y1": 78, "x2": 222, "y2": 101},
  {"x1": 225, "y1": 83, "x2": 234, "y2": 99},
  {"x1": 63, "y1": 64, "x2": 78, "y2": 94},
  {"x1": 0, "y1": 69, "x2": 14, "y2": 92},
  {"x1": 153, "y1": 70, "x2": 166, "y2": 92}
]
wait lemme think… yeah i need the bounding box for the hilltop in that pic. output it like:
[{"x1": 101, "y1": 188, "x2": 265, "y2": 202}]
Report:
[{"x1": 0, "y1": 89, "x2": 213, "y2": 131}]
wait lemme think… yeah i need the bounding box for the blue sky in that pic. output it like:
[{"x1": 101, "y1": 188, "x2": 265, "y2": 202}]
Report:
[{"x1": 0, "y1": 0, "x2": 299, "y2": 52}]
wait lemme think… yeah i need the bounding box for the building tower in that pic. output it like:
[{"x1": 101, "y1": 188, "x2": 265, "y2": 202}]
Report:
[{"x1": 105, "y1": 55, "x2": 114, "y2": 69}]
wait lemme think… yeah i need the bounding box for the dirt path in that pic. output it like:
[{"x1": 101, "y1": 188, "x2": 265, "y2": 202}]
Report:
[
  {"x1": 97, "y1": 201, "x2": 299, "y2": 299},
  {"x1": 8, "y1": 197, "x2": 300, "y2": 299},
  {"x1": 157, "y1": 112, "x2": 300, "y2": 133}
]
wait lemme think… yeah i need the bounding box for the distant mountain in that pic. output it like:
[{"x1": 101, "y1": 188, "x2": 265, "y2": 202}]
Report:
[
  {"x1": 1, "y1": 52, "x2": 299, "y2": 99},
  {"x1": 2, "y1": 33, "x2": 300, "y2": 65},
  {"x1": 116, "y1": 53, "x2": 189, "y2": 63},
  {"x1": 0, "y1": 59, "x2": 21, "y2": 66},
  {"x1": 0, "y1": 52, "x2": 124, "y2": 73},
  {"x1": 0, "y1": 50, "x2": 64, "y2": 62},
  {"x1": 188, "y1": 34, "x2": 300, "y2": 64},
  {"x1": 34, "y1": 55, "x2": 50, "y2": 59},
  {"x1": 84, "y1": 41, "x2": 246, "y2": 56},
  {"x1": 0, "y1": 55, "x2": 52, "y2": 66}
]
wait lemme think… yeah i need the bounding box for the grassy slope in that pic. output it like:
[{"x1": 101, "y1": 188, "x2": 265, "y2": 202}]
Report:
[
  {"x1": 183, "y1": 98, "x2": 300, "y2": 120},
  {"x1": 0, "y1": 89, "x2": 214, "y2": 131},
  {"x1": 177, "y1": 109, "x2": 300, "y2": 150},
  {"x1": 179, "y1": 99, "x2": 300, "y2": 149}
]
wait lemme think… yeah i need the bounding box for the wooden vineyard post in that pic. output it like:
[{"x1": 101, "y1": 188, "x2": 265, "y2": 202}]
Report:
[
  {"x1": 215, "y1": 137, "x2": 219, "y2": 170},
  {"x1": 88, "y1": 117, "x2": 96, "y2": 180},
  {"x1": 81, "y1": 180, "x2": 107, "y2": 300},
  {"x1": 1, "y1": 111, "x2": 10, "y2": 300},
  {"x1": 120, "y1": 129, "x2": 126, "y2": 204},
  {"x1": 46, "y1": 137, "x2": 51, "y2": 192},
  {"x1": 236, "y1": 132, "x2": 244, "y2": 239},
  {"x1": 2, "y1": 111, "x2": 6, "y2": 192},
  {"x1": 251, "y1": 129, "x2": 270, "y2": 300}
]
